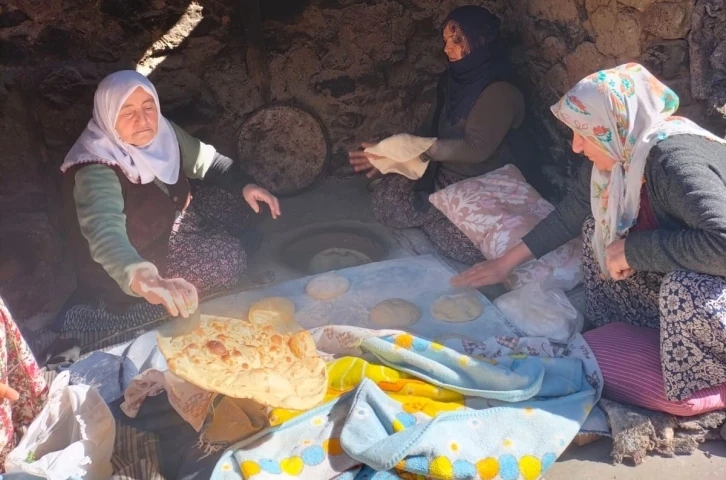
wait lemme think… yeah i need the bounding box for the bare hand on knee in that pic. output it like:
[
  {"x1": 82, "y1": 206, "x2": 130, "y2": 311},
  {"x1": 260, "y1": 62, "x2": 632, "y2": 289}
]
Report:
[{"x1": 605, "y1": 239, "x2": 633, "y2": 281}]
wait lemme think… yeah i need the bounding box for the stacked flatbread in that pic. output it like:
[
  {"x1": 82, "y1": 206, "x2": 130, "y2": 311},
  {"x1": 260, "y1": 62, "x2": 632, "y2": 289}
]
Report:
[
  {"x1": 157, "y1": 299, "x2": 327, "y2": 410},
  {"x1": 364, "y1": 133, "x2": 436, "y2": 180}
]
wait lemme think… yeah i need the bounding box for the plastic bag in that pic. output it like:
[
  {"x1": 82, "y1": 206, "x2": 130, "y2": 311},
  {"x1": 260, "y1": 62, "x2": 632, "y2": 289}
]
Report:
[
  {"x1": 494, "y1": 278, "x2": 584, "y2": 343},
  {"x1": 5, "y1": 371, "x2": 115, "y2": 480}
]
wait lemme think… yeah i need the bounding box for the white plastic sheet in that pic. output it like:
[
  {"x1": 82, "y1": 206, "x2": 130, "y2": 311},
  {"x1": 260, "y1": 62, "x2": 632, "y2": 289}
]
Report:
[
  {"x1": 494, "y1": 278, "x2": 584, "y2": 343},
  {"x1": 5, "y1": 371, "x2": 115, "y2": 480}
]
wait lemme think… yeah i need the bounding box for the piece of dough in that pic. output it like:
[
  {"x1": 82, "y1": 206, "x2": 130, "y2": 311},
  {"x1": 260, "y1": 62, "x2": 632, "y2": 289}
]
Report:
[
  {"x1": 370, "y1": 298, "x2": 420, "y2": 328},
  {"x1": 248, "y1": 297, "x2": 295, "y2": 327},
  {"x1": 364, "y1": 134, "x2": 437, "y2": 180},
  {"x1": 306, "y1": 273, "x2": 350, "y2": 301},
  {"x1": 308, "y1": 248, "x2": 372, "y2": 274},
  {"x1": 431, "y1": 293, "x2": 483, "y2": 323}
]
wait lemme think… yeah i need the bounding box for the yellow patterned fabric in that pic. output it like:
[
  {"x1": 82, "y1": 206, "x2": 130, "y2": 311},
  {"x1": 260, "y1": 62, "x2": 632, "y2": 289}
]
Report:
[{"x1": 268, "y1": 356, "x2": 465, "y2": 426}]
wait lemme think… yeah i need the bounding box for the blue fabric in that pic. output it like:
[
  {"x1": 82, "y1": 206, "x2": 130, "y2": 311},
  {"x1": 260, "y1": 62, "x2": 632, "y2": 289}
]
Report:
[
  {"x1": 66, "y1": 351, "x2": 139, "y2": 404},
  {"x1": 444, "y1": 5, "x2": 511, "y2": 123},
  {"x1": 211, "y1": 333, "x2": 599, "y2": 480},
  {"x1": 363, "y1": 335, "x2": 546, "y2": 402}
]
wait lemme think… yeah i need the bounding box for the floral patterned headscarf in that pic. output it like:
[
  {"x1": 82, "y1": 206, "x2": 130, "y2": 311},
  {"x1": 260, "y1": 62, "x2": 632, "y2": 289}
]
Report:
[{"x1": 551, "y1": 63, "x2": 726, "y2": 278}]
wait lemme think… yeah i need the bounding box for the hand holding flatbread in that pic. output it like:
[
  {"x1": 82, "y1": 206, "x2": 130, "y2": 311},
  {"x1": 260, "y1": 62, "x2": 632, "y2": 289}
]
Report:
[
  {"x1": 349, "y1": 142, "x2": 383, "y2": 179},
  {"x1": 363, "y1": 134, "x2": 437, "y2": 180}
]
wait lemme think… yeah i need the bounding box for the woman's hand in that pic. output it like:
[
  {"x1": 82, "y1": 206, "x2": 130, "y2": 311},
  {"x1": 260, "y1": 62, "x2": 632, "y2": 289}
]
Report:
[
  {"x1": 450, "y1": 243, "x2": 535, "y2": 289},
  {"x1": 605, "y1": 239, "x2": 634, "y2": 281},
  {"x1": 0, "y1": 383, "x2": 19, "y2": 402},
  {"x1": 349, "y1": 142, "x2": 383, "y2": 179},
  {"x1": 450, "y1": 257, "x2": 513, "y2": 288},
  {"x1": 243, "y1": 184, "x2": 281, "y2": 219},
  {"x1": 129, "y1": 265, "x2": 199, "y2": 318}
]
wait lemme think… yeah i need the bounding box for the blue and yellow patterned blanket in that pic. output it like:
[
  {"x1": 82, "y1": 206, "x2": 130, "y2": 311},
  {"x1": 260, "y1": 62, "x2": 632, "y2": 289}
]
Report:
[{"x1": 211, "y1": 330, "x2": 601, "y2": 480}]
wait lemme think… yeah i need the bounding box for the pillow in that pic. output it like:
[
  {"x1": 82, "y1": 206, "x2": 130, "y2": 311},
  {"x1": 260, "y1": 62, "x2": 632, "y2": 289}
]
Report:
[
  {"x1": 428, "y1": 164, "x2": 583, "y2": 291},
  {"x1": 583, "y1": 322, "x2": 726, "y2": 416}
]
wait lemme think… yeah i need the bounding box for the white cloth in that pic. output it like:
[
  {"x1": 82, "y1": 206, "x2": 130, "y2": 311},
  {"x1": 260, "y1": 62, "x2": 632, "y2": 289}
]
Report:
[
  {"x1": 364, "y1": 133, "x2": 436, "y2": 180},
  {"x1": 61, "y1": 70, "x2": 180, "y2": 185},
  {"x1": 550, "y1": 63, "x2": 726, "y2": 277}
]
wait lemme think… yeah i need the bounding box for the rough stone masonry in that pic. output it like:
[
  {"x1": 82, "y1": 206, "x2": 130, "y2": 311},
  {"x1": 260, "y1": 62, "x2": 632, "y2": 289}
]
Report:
[{"x1": 0, "y1": 0, "x2": 724, "y2": 322}]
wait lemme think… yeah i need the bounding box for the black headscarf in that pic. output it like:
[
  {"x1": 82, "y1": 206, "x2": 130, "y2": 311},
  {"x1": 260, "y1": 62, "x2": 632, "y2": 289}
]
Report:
[
  {"x1": 444, "y1": 6, "x2": 510, "y2": 124},
  {"x1": 410, "y1": 7, "x2": 511, "y2": 212}
]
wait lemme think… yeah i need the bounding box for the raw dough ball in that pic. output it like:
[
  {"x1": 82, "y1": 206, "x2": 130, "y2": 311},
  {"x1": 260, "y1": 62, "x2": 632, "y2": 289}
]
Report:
[
  {"x1": 431, "y1": 293, "x2": 483, "y2": 323},
  {"x1": 370, "y1": 299, "x2": 420, "y2": 328},
  {"x1": 248, "y1": 297, "x2": 296, "y2": 326},
  {"x1": 306, "y1": 273, "x2": 351, "y2": 301},
  {"x1": 308, "y1": 248, "x2": 372, "y2": 274}
]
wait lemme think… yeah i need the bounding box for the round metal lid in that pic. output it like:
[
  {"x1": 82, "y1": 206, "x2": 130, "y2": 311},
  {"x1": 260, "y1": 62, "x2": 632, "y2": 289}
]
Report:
[{"x1": 236, "y1": 103, "x2": 329, "y2": 197}]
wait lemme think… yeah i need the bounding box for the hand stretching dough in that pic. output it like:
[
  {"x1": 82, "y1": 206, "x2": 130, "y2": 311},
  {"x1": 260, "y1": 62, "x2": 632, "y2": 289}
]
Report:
[
  {"x1": 306, "y1": 273, "x2": 351, "y2": 301},
  {"x1": 431, "y1": 293, "x2": 483, "y2": 323},
  {"x1": 370, "y1": 298, "x2": 420, "y2": 328},
  {"x1": 364, "y1": 134, "x2": 437, "y2": 180}
]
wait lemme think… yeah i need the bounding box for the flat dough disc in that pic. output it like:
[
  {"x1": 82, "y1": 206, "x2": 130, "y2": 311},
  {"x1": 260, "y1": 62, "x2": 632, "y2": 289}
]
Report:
[
  {"x1": 308, "y1": 248, "x2": 372, "y2": 274},
  {"x1": 431, "y1": 293, "x2": 483, "y2": 323},
  {"x1": 248, "y1": 297, "x2": 296, "y2": 328},
  {"x1": 237, "y1": 104, "x2": 328, "y2": 196},
  {"x1": 370, "y1": 298, "x2": 420, "y2": 328},
  {"x1": 306, "y1": 273, "x2": 350, "y2": 301}
]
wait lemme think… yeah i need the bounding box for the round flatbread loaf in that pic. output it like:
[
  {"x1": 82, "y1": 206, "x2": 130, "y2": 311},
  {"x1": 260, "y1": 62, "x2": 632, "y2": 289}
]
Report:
[
  {"x1": 308, "y1": 248, "x2": 372, "y2": 274},
  {"x1": 248, "y1": 297, "x2": 295, "y2": 327},
  {"x1": 306, "y1": 273, "x2": 350, "y2": 301},
  {"x1": 370, "y1": 298, "x2": 420, "y2": 328},
  {"x1": 431, "y1": 293, "x2": 483, "y2": 323},
  {"x1": 157, "y1": 314, "x2": 327, "y2": 410}
]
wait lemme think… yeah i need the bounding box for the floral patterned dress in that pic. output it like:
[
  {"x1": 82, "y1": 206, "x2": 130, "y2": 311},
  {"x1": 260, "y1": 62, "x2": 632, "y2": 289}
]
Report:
[
  {"x1": 372, "y1": 170, "x2": 485, "y2": 265},
  {"x1": 582, "y1": 216, "x2": 726, "y2": 401},
  {"x1": 0, "y1": 297, "x2": 48, "y2": 470}
]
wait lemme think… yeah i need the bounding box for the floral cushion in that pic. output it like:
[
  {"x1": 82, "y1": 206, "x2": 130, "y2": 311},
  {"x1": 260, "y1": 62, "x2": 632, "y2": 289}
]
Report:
[{"x1": 429, "y1": 164, "x2": 583, "y2": 291}]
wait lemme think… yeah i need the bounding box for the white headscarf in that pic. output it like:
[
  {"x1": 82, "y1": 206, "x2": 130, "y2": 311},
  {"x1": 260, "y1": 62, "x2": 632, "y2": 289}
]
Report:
[
  {"x1": 550, "y1": 63, "x2": 726, "y2": 278},
  {"x1": 61, "y1": 70, "x2": 180, "y2": 185}
]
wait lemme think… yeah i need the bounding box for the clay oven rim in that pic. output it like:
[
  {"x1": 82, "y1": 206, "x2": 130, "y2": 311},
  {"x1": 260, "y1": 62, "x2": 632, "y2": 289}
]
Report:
[{"x1": 277, "y1": 224, "x2": 388, "y2": 275}]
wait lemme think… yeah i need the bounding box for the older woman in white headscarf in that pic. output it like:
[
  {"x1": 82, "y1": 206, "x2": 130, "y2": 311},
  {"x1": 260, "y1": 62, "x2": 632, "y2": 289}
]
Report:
[
  {"x1": 58, "y1": 70, "x2": 280, "y2": 331},
  {"x1": 453, "y1": 63, "x2": 726, "y2": 402}
]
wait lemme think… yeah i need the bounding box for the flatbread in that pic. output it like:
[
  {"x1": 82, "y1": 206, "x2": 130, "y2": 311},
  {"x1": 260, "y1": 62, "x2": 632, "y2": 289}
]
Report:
[
  {"x1": 308, "y1": 248, "x2": 372, "y2": 274},
  {"x1": 247, "y1": 297, "x2": 296, "y2": 328},
  {"x1": 364, "y1": 134, "x2": 436, "y2": 180},
  {"x1": 306, "y1": 273, "x2": 350, "y2": 300},
  {"x1": 370, "y1": 298, "x2": 420, "y2": 328},
  {"x1": 157, "y1": 314, "x2": 327, "y2": 410},
  {"x1": 203, "y1": 397, "x2": 268, "y2": 444},
  {"x1": 431, "y1": 293, "x2": 483, "y2": 323}
]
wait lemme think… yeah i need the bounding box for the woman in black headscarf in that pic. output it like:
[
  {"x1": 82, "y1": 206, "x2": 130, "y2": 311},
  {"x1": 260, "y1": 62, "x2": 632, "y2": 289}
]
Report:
[{"x1": 349, "y1": 6, "x2": 526, "y2": 265}]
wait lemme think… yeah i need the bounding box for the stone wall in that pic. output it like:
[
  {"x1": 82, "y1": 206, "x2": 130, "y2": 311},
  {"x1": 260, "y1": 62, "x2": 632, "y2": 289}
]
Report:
[
  {"x1": 1, "y1": 0, "x2": 724, "y2": 323},
  {"x1": 504, "y1": 0, "x2": 726, "y2": 186}
]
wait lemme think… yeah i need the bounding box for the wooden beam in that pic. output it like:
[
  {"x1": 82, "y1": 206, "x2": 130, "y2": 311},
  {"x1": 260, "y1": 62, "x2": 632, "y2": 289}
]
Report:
[{"x1": 241, "y1": 0, "x2": 271, "y2": 103}]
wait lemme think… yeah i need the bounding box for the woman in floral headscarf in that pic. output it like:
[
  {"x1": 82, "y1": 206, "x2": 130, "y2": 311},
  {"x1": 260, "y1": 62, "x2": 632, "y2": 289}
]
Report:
[{"x1": 453, "y1": 63, "x2": 726, "y2": 402}]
